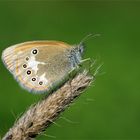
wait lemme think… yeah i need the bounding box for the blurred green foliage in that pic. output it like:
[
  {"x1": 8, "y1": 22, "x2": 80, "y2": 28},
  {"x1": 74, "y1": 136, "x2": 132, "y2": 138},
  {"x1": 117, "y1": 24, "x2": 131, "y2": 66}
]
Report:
[{"x1": 0, "y1": 1, "x2": 140, "y2": 139}]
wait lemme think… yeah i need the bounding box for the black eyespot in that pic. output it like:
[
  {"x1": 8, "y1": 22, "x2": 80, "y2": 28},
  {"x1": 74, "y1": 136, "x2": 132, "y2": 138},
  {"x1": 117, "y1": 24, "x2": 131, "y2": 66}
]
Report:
[
  {"x1": 27, "y1": 70, "x2": 31, "y2": 75},
  {"x1": 32, "y1": 78, "x2": 36, "y2": 81},
  {"x1": 32, "y1": 49, "x2": 38, "y2": 54},
  {"x1": 23, "y1": 64, "x2": 27, "y2": 68},
  {"x1": 26, "y1": 57, "x2": 29, "y2": 61},
  {"x1": 39, "y1": 81, "x2": 43, "y2": 85}
]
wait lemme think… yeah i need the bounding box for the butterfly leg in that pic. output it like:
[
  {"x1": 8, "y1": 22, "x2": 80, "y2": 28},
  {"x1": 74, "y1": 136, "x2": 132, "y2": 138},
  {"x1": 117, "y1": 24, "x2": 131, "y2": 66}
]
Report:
[
  {"x1": 67, "y1": 58, "x2": 92, "y2": 93},
  {"x1": 78, "y1": 58, "x2": 93, "y2": 72},
  {"x1": 79, "y1": 58, "x2": 91, "y2": 65},
  {"x1": 68, "y1": 58, "x2": 91, "y2": 77},
  {"x1": 68, "y1": 68, "x2": 76, "y2": 94},
  {"x1": 67, "y1": 66, "x2": 80, "y2": 93}
]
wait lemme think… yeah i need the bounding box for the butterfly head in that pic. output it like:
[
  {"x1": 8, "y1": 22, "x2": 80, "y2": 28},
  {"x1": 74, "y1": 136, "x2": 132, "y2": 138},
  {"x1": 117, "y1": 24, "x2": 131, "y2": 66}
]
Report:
[{"x1": 69, "y1": 43, "x2": 84, "y2": 68}]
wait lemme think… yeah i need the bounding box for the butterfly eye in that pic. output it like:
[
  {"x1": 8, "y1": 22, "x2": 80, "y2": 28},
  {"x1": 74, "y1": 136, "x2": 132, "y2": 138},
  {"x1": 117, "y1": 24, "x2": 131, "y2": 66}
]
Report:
[
  {"x1": 27, "y1": 70, "x2": 31, "y2": 75},
  {"x1": 39, "y1": 81, "x2": 43, "y2": 85},
  {"x1": 32, "y1": 78, "x2": 36, "y2": 81},
  {"x1": 23, "y1": 64, "x2": 27, "y2": 68},
  {"x1": 32, "y1": 49, "x2": 38, "y2": 55}
]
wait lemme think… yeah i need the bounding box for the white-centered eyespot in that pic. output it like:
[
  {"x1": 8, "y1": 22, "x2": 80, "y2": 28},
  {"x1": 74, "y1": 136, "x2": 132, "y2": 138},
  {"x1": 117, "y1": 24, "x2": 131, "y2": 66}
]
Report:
[
  {"x1": 27, "y1": 70, "x2": 31, "y2": 75},
  {"x1": 32, "y1": 77, "x2": 36, "y2": 81},
  {"x1": 39, "y1": 81, "x2": 43, "y2": 85},
  {"x1": 23, "y1": 64, "x2": 27, "y2": 68},
  {"x1": 32, "y1": 49, "x2": 38, "y2": 55}
]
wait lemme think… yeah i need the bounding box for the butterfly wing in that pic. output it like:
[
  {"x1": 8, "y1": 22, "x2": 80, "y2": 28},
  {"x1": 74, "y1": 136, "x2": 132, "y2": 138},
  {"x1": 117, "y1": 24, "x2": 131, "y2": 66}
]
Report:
[{"x1": 2, "y1": 41, "x2": 73, "y2": 93}]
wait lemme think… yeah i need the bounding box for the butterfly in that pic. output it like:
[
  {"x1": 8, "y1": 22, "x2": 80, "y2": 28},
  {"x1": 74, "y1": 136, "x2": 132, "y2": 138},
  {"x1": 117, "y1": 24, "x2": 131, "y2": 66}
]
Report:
[
  {"x1": 1, "y1": 34, "x2": 97, "y2": 94},
  {"x1": 1, "y1": 40, "x2": 86, "y2": 94}
]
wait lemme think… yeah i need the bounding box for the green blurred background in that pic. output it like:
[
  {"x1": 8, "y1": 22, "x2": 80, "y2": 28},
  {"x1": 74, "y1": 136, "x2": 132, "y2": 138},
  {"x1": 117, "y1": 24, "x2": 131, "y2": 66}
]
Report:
[{"x1": 0, "y1": 1, "x2": 140, "y2": 139}]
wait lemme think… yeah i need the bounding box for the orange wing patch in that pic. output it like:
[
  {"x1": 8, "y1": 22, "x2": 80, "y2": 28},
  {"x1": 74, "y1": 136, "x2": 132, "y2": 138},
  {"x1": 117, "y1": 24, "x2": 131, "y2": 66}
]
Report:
[{"x1": 15, "y1": 41, "x2": 71, "y2": 52}]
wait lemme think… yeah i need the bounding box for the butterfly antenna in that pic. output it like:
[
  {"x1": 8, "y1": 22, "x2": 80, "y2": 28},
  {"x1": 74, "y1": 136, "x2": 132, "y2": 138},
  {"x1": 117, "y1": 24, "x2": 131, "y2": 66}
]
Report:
[{"x1": 79, "y1": 33, "x2": 100, "y2": 46}]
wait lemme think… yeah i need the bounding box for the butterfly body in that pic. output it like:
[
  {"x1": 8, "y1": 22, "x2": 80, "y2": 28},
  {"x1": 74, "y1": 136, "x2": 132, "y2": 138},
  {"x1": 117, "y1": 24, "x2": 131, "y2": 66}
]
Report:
[{"x1": 2, "y1": 41, "x2": 84, "y2": 93}]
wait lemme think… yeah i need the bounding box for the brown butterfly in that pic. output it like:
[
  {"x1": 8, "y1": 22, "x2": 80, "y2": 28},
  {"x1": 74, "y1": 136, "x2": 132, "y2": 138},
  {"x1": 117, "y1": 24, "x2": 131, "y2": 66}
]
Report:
[
  {"x1": 1, "y1": 34, "x2": 97, "y2": 94},
  {"x1": 2, "y1": 40, "x2": 84, "y2": 93}
]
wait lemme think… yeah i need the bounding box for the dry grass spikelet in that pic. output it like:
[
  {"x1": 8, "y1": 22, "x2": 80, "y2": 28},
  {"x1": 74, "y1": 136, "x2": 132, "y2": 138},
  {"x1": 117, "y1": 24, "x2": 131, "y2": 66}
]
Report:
[{"x1": 2, "y1": 70, "x2": 94, "y2": 140}]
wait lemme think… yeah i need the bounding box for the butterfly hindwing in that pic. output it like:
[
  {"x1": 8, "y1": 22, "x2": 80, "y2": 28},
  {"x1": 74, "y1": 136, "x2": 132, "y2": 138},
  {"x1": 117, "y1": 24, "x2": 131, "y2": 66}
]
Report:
[{"x1": 2, "y1": 41, "x2": 73, "y2": 93}]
